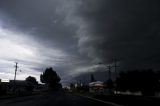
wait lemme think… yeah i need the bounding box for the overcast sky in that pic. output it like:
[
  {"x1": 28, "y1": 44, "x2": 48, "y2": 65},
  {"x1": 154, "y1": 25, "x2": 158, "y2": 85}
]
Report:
[{"x1": 0, "y1": 0, "x2": 160, "y2": 83}]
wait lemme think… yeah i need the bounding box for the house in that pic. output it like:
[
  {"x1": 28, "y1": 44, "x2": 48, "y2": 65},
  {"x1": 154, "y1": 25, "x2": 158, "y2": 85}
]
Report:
[
  {"x1": 8, "y1": 80, "x2": 28, "y2": 92},
  {"x1": 89, "y1": 81, "x2": 104, "y2": 93}
]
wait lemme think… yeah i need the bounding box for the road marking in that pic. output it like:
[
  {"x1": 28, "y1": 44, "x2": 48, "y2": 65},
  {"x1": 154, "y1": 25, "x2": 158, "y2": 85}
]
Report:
[{"x1": 77, "y1": 94, "x2": 124, "y2": 106}]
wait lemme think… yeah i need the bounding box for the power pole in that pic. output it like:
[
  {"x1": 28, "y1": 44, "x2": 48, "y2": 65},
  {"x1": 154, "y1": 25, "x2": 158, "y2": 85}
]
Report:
[
  {"x1": 107, "y1": 65, "x2": 112, "y2": 80},
  {"x1": 112, "y1": 58, "x2": 120, "y2": 80},
  {"x1": 98, "y1": 63, "x2": 112, "y2": 80},
  {"x1": 14, "y1": 62, "x2": 18, "y2": 91},
  {"x1": 112, "y1": 58, "x2": 120, "y2": 94}
]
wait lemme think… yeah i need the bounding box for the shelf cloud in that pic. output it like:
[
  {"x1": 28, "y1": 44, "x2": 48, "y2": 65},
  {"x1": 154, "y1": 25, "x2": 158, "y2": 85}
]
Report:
[{"x1": 0, "y1": 0, "x2": 160, "y2": 83}]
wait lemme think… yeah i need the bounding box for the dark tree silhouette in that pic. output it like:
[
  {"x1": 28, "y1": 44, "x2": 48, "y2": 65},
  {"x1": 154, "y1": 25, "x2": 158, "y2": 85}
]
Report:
[
  {"x1": 25, "y1": 76, "x2": 38, "y2": 91},
  {"x1": 40, "y1": 67, "x2": 61, "y2": 90},
  {"x1": 104, "y1": 79, "x2": 114, "y2": 89},
  {"x1": 70, "y1": 83, "x2": 75, "y2": 89},
  {"x1": 70, "y1": 83, "x2": 75, "y2": 91},
  {"x1": 0, "y1": 84, "x2": 7, "y2": 95},
  {"x1": 25, "y1": 76, "x2": 38, "y2": 85},
  {"x1": 90, "y1": 74, "x2": 96, "y2": 82},
  {"x1": 116, "y1": 69, "x2": 160, "y2": 96}
]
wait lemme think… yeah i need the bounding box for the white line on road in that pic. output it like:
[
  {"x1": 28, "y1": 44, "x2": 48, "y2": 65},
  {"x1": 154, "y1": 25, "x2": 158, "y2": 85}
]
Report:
[{"x1": 77, "y1": 94, "x2": 124, "y2": 106}]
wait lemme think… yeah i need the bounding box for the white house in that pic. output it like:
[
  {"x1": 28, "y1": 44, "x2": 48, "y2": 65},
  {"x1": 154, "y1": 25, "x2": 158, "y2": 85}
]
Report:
[{"x1": 89, "y1": 81, "x2": 104, "y2": 93}]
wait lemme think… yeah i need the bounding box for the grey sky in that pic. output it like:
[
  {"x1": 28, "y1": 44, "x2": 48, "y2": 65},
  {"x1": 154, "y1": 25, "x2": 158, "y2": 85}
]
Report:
[{"x1": 0, "y1": 0, "x2": 160, "y2": 83}]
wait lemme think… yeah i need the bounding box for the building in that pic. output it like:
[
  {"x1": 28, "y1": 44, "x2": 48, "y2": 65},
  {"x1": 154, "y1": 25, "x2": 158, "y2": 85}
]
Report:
[
  {"x1": 89, "y1": 81, "x2": 104, "y2": 93},
  {"x1": 8, "y1": 80, "x2": 28, "y2": 92}
]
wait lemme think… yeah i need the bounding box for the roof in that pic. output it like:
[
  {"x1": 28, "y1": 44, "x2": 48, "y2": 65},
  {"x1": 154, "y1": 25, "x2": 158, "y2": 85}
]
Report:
[
  {"x1": 89, "y1": 81, "x2": 104, "y2": 87},
  {"x1": 9, "y1": 80, "x2": 28, "y2": 86}
]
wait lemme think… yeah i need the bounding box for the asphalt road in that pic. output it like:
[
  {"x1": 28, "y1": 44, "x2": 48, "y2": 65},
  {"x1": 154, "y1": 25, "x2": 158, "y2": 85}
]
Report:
[
  {"x1": 0, "y1": 92, "x2": 115, "y2": 106},
  {"x1": 94, "y1": 94, "x2": 160, "y2": 106}
]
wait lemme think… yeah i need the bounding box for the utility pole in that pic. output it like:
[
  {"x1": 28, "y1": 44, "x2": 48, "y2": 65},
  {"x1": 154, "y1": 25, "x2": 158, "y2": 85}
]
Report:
[
  {"x1": 107, "y1": 65, "x2": 112, "y2": 80},
  {"x1": 112, "y1": 58, "x2": 120, "y2": 80},
  {"x1": 98, "y1": 63, "x2": 112, "y2": 80},
  {"x1": 98, "y1": 63, "x2": 113, "y2": 94},
  {"x1": 14, "y1": 62, "x2": 18, "y2": 91},
  {"x1": 112, "y1": 58, "x2": 120, "y2": 94}
]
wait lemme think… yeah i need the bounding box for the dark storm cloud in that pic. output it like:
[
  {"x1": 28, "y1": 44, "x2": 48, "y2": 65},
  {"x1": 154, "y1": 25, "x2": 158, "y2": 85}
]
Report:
[
  {"x1": 1, "y1": 0, "x2": 160, "y2": 82},
  {"x1": 0, "y1": 0, "x2": 83, "y2": 81},
  {"x1": 0, "y1": 0, "x2": 77, "y2": 52},
  {"x1": 69, "y1": 0, "x2": 160, "y2": 69}
]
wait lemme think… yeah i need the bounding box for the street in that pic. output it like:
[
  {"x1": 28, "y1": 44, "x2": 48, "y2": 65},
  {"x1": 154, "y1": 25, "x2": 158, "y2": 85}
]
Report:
[
  {"x1": 0, "y1": 92, "x2": 160, "y2": 106},
  {"x1": 0, "y1": 92, "x2": 115, "y2": 106}
]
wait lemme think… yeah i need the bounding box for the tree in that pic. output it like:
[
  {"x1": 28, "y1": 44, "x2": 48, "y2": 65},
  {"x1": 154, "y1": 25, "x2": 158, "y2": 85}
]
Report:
[
  {"x1": 70, "y1": 83, "x2": 75, "y2": 91},
  {"x1": 25, "y1": 76, "x2": 38, "y2": 91},
  {"x1": 90, "y1": 74, "x2": 96, "y2": 82},
  {"x1": 104, "y1": 79, "x2": 114, "y2": 89},
  {"x1": 40, "y1": 67, "x2": 61, "y2": 90},
  {"x1": 25, "y1": 76, "x2": 38, "y2": 85},
  {"x1": 0, "y1": 83, "x2": 7, "y2": 95},
  {"x1": 116, "y1": 69, "x2": 160, "y2": 96}
]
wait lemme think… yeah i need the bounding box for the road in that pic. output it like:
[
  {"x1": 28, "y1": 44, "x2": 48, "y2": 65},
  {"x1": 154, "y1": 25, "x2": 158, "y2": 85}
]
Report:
[
  {"x1": 0, "y1": 92, "x2": 116, "y2": 106},
  {"x1": 94, "y1": 94, "x2": 160, "y2": 106}
]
